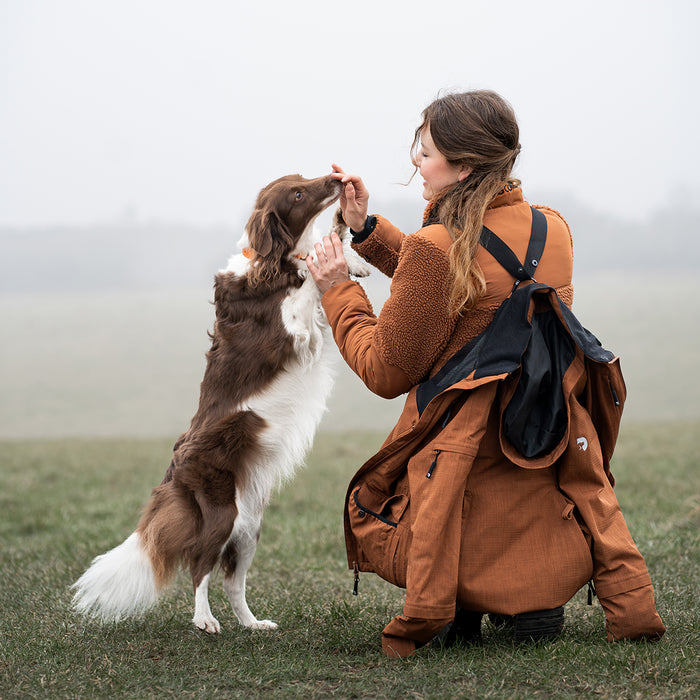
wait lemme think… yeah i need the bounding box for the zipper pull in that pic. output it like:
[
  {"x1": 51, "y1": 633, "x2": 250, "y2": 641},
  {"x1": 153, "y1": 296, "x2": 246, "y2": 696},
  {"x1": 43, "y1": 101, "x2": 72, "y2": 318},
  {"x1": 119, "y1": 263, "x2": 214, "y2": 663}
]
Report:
[
  {"x1": 426, "y1": 449, "x2": 440, "y2": 479},
  {"x1": 353, "y1": 561, "x2": 360, "y2": 596},
  {"x1": 609, "y1": 381, "x2": 620, "y2": 406},
  {"x1": 587, "y1": 579, "x2": 597, "y2": 605}
]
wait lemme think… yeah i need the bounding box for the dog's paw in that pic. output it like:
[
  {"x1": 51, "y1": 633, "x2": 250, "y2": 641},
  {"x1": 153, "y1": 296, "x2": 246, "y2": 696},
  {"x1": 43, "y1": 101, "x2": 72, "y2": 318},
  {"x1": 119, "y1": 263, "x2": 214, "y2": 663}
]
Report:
[
  {"x1": 342, "y1": 239, "x2": 371, "y2": 278},
  {"x1": 247, "y1": 619, "x2": 278, "y2": 631},
  {"x1": 193, "y1": 613, "x2": 221, "y2": 634},
  {"x1": 348, "y1": 258, "x2": 371, "y2": 278}
]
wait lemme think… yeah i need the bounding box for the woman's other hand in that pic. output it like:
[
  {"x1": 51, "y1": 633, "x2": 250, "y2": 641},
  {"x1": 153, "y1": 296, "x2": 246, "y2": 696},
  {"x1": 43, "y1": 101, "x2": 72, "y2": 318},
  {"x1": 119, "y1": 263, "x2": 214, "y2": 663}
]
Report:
[
  {"x1": 306, "y1": 232, "x2": 350, "y2": 295},
  {"x1": 331, "y1": 163, "x2": 369, "y2": 232}
]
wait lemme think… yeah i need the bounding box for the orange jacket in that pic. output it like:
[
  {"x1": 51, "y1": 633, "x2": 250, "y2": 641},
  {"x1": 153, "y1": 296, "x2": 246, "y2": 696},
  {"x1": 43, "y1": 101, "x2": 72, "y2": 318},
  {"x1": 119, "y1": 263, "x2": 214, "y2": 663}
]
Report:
[
  {"x1": 322, "y1": 187, "x2": 573, "y2": 398},
  {"x1": 321, "y1": 187, "x2": 664, "y2": 654}
]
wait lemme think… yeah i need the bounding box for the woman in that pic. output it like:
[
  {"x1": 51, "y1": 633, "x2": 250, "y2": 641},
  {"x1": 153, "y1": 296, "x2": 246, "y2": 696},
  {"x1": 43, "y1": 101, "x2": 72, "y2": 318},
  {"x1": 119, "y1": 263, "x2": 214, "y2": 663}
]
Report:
[{"x1": 307, "y1": 90, "x2": 665, "y2": 657}]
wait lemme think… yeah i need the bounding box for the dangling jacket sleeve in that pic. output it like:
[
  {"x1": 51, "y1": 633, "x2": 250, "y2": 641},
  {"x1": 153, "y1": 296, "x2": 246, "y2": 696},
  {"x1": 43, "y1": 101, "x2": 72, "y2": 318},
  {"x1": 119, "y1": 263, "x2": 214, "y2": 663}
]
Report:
[{"x1": 557, "y1": 362, "x2": 666, "y2": 641}]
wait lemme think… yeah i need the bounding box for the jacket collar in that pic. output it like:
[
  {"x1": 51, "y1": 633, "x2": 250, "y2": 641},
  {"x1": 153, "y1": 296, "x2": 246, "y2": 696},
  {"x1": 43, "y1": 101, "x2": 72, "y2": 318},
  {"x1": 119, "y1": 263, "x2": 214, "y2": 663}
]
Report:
[{"x1": 422, "y1": 182, "x2": 523, "y2": 226}]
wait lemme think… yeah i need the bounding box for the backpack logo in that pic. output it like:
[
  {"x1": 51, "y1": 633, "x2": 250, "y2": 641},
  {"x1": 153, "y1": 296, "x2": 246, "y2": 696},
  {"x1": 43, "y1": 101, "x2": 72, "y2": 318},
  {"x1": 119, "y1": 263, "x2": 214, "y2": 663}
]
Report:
[{"x1": 576, "y1": 437, "x2": 589, "y2": 451}]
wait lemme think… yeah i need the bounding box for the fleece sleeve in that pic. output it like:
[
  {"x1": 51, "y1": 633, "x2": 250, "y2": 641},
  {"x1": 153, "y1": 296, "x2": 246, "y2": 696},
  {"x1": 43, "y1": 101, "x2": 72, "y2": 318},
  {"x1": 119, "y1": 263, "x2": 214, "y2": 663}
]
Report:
[
  {"x1": 351, "y1": 215, "x2": 406, "y2": 278},
  {"x1": 321, "y1": 281, "x2": 413, "y2": 399},
  {"x1": 322, "y1": 232, "x2": 457, "y2": 393}
]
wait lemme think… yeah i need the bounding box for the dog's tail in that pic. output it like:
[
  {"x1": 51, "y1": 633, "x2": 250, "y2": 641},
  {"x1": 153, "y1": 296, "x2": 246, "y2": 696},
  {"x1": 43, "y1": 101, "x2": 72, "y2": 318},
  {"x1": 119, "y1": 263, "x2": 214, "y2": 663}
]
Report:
[
  {"x1": 72, "y1": 478, "x2": 191, "y2": 622},
  {"x1": 72, "y1": 412, "x2": 263, "y2": 622},
  {"x1": 71, "y1": 530, "x2": 160, "y2": 621}
]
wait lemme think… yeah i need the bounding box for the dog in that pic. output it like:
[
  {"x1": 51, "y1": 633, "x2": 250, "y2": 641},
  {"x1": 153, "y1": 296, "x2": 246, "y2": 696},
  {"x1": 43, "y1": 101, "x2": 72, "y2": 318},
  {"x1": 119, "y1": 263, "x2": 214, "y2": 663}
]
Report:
[{"x1": 72, "y1": 174, "x2": 369, "y2": 633}]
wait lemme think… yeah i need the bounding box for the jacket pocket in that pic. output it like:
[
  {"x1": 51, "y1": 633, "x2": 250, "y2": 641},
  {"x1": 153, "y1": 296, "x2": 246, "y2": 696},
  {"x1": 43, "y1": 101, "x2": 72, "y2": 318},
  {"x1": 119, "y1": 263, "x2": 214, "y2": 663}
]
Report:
[
  {"x1": 349, "y1": 485, "x2": 410, "y2": 588},
  {"x1": 353, "y1": 489, "x2": 403, "y2": 527},
  {"x1": 407, "y1": 441, "x2": 477, "y2": 484}
]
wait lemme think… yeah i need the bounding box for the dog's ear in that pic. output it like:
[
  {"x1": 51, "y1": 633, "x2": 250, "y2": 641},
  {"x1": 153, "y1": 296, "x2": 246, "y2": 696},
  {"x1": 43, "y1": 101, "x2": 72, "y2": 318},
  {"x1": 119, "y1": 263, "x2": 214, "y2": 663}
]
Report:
[
  {"x1": 245, "y1": 208, "x2": 272, "y2": 258},
  {"x1": 246, "y1": 208, "x2": 291, "y2": 259}
]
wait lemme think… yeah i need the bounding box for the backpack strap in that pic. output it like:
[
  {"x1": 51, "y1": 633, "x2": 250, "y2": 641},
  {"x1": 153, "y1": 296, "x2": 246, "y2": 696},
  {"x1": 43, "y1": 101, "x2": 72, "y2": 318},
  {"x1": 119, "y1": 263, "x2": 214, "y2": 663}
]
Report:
[
  {"x1": 525, "y1": 207, "x2": 547, "y2": 277},
  {"x1": 479, "y1": 206, "x2": 547, "y2": 287}
]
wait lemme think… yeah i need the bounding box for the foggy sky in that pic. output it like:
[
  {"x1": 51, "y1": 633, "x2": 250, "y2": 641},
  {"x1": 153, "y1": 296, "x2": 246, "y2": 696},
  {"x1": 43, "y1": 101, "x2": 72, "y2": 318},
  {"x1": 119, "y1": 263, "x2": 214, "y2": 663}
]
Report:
[{"x1": 2, "y1": 0, "x2": 698, "y2": 228}]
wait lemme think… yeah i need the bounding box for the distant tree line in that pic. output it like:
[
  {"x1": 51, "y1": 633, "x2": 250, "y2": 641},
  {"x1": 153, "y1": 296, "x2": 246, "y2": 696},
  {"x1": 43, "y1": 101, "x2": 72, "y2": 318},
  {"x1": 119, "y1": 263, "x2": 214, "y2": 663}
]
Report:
[{"x1": 1, "y1": 197, "x2": 697, "y2": 295}]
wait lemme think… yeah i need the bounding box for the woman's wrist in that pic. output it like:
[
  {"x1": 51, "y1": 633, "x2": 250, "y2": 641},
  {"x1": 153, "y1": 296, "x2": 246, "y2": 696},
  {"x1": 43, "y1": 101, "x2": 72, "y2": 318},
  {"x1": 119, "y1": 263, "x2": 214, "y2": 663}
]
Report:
[{"x1": 350, "y1": 215, "x2": 377, "y2": 243}]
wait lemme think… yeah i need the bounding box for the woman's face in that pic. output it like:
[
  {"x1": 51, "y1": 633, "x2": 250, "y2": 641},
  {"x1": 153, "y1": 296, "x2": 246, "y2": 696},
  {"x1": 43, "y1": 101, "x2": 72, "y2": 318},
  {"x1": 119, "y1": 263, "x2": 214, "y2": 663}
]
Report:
[{"x1": 416, "y1": 125, "x2": 470, "y2": 201}]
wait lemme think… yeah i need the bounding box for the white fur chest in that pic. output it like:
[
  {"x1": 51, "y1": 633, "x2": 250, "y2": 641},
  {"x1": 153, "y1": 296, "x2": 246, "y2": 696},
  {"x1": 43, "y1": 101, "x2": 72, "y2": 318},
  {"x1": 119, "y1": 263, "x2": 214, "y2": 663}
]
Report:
[{"x1": 237, "y1": 275, "x2": 336, "y2": 516}]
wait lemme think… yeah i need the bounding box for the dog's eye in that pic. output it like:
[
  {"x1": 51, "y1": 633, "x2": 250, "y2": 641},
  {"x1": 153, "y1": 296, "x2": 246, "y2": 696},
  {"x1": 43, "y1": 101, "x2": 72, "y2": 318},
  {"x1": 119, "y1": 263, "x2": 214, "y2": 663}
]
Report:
[{"x1": 295, "y1": 191, "x2": 303, "y2": 201}]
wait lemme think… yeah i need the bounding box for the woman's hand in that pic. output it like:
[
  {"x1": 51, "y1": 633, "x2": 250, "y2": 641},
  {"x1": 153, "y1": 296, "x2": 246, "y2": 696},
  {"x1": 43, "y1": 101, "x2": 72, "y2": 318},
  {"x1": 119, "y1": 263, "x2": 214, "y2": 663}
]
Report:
[
  {"x1": 331, "y1": 163, "x2": 369, "y2": 232},
  {"x1": 306, "y1": 232, "x2": 350, "y2": 295}
]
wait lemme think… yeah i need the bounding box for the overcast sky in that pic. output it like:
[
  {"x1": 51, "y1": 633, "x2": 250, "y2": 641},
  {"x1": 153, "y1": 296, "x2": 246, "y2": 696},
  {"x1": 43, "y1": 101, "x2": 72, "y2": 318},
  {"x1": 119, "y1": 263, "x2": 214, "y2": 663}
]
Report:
[{"x1": 1, "y1": 0, "x2": 698, "y2": 228}]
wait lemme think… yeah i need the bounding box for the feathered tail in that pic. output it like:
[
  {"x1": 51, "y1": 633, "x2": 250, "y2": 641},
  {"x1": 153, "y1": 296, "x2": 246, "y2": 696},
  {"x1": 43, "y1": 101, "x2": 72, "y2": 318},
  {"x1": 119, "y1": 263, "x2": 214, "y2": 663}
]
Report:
[{"x1": 71, "y1": 531, "x2": 159, "y2": 621}]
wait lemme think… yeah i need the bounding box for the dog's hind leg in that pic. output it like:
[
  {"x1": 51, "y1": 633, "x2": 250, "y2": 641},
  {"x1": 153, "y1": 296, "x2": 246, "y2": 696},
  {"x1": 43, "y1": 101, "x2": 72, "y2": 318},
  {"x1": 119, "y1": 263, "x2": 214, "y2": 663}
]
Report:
[
  {"x1": 193, "y1": 572, "x2": 220, "y2": 633},
  {"x1": 221, "y1": 518, "x2": 277, "y2": 630},
  {"x1": 190, "y1": 499, "x2": 238, "y2": 634}
]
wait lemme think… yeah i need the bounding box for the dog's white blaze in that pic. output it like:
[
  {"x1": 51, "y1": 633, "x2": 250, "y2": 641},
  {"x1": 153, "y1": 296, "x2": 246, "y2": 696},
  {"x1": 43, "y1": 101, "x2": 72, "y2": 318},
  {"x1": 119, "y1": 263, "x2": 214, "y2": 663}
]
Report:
[{"x1": 72, "y1": 532, "x2": 157, "y2": 621}]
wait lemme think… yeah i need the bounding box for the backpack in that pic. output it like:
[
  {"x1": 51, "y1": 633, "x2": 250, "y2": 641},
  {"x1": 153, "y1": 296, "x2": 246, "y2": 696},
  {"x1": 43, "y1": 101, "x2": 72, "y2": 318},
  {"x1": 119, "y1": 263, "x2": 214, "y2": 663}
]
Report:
[{"x1": 416, "y1": 207, "x2": 618, "y2": 460}]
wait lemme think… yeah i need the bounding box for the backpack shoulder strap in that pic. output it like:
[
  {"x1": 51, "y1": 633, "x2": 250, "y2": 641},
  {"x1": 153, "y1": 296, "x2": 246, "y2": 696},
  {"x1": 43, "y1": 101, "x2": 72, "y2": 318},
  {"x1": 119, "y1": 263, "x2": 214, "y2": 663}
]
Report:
[
  {"x1": 480, "y1": 206, "x2": 547, "y2": 283},
  {"x1": 525, "y1": 207, "x2": 547, "y2": 278}
]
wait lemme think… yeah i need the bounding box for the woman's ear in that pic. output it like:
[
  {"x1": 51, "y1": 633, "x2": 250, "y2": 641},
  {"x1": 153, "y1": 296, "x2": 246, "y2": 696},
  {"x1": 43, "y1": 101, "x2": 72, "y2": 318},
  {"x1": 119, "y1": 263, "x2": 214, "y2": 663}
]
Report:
[{"x1": 458, "y1": 166, "x2": 473, "y2": 182}]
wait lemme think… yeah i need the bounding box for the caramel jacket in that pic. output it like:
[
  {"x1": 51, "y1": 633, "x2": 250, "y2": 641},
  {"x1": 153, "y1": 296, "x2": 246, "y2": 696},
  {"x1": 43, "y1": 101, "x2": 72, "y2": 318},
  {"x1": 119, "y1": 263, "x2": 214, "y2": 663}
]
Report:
[
  {"x1": 321, "y1": 187, "x2": 664, "y2": 651},
  {"x1": 323, "y1": 187, "x2": 574, "y2": 399}
]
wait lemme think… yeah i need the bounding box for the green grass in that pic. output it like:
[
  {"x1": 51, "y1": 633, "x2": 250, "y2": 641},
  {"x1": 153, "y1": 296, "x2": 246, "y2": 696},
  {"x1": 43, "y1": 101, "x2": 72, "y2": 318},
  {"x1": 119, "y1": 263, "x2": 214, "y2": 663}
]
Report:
[{"x1": 1, "y1": 424, "x2": 698, "y2": 699}]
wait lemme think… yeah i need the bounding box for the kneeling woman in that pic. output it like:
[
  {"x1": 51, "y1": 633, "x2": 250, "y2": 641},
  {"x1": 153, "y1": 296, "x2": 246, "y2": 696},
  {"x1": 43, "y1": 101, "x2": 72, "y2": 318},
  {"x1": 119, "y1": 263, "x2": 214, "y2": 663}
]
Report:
[{"x1": 307, "y1": 90, "x2": 665, "y2": 658}]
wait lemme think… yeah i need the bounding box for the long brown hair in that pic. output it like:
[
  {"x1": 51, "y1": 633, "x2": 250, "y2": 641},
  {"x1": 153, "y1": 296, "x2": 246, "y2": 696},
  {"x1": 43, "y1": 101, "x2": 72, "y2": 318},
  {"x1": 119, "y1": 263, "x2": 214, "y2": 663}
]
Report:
[{"x1": 411, "y1": 91, "x2": 521, "y2": 315}]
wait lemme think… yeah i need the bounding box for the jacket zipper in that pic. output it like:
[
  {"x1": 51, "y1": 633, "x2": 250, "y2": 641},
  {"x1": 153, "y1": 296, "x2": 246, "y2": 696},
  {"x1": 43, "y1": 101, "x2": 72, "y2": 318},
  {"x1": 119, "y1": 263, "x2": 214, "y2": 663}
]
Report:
[
  {"x1": 424, "y1": 404, "x2": 453, "y2": 479},
  {"x1": 426, "y1": 449, "x2": 441, "y2": 478}
]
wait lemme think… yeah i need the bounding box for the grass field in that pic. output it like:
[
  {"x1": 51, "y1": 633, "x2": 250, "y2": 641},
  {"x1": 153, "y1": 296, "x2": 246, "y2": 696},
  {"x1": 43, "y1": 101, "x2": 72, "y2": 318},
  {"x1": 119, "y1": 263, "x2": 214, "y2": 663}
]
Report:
[{"x1": 1, "y1": 422, "x2": 698, "y2": 699}]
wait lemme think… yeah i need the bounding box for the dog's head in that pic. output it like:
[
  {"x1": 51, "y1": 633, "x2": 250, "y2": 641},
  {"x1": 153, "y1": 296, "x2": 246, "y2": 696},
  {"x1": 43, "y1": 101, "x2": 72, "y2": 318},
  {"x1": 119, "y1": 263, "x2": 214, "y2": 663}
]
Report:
[{"x1": 244, "y1": 174, "x2": 341, "y2": 285}]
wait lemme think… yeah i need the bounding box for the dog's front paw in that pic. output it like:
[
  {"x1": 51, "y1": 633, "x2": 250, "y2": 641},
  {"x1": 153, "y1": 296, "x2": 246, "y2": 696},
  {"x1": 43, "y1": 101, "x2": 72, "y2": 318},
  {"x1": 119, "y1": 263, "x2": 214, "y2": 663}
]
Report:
[
  {"x1": 247, "y1": 619, "x2": 278, "y2": 631},
  {"x1": 330, "y1": 206, "x2": 371, "y2": 278},
  {"x1": 341, "y1": 240, "x2": 371, "y2": 278},
  {"x1": 193, "y1": 613, "x2": 221, "y2": 634},
  {"x1": 348, "y1": 257, "x2": 371, "y2": 278}
]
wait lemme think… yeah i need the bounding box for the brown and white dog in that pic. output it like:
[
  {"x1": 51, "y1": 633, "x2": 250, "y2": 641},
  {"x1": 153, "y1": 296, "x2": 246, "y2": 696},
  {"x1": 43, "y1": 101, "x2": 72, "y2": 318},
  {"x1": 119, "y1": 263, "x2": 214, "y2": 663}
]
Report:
[{"x1": 72, "y1": 174, "x2": 369, "y2": 633}]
